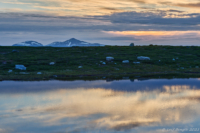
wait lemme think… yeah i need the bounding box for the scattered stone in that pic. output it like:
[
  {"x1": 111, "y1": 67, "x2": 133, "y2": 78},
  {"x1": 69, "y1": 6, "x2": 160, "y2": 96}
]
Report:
[
  {"x1": 137, "y1": 56, "x2": 150, "y2": 60},
  {"x1": 159, "y1": 60, "x2": 161, "y2": 62},
  {"x1": 12, "y1": 50, "x2": 19, "y2": 53},
  {"x1": 196, "y1": 66, "x2": 199, "y2": 68},
  {"x1": 106, "y1": 57, "x2": 114, "y2": 61},
  {"x1": 130, "y1": 43, "x2": 134, "y2": 46},
  {"x1": 102, "y1": 62, "x2": 106, "y2": 65},
  {"x1": 19, "y1": 72, "x2": 29, "y2": 74},
  {"x1": 2, "y1": 61, "x2": 7, "y2": 64},
  {"x1": 133, "y1": 62, "x2": 140, "y2": 64},
  {"x1": 122, "y1": 60, "x2": 129, "y2": 63},
  {"x1": 78, "y1": 66, "x2": 83, "y2": 68},
  {"x1": 50, "y1": 62, "x2": 55, "y2": 65},
  {"x1": 37, "y1": 72, "x2": 42, "y2": 75},
  {"x1": 176, "y1": 57, "x2": 179, "y2": 59},
  {"x1": 8, "y1": 70, "x2": 13, "y2": 73},
  {"x1": 115, "y1": 63, "x2": 117, "y2": 65},
  {"x1": 180, "y1": 67, "x2": 184, "y2": 69},
  {"x1": 172, "y1": 58, "x2": 175, "y2": 61},
  {"x1": 15, "y1": 65, "x2": 26, "y2": 70},
  {"x1": 100, "y1": 61, "x2": 103, "y2": 63}
]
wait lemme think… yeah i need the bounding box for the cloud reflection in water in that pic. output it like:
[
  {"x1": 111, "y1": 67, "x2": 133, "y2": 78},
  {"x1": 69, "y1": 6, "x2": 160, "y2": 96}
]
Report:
[{"x1": 0, "y1": 81, "x2": 200, "y2": 132}]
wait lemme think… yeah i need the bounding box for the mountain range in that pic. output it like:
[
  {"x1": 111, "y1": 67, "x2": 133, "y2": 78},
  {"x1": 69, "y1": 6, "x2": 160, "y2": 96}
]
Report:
[
  {"x1": 12, "y1": 38, "x2": 105, "y2": 47},
  {"x1": 13, "y1": 41, "x2": 43, "y2": 47}
]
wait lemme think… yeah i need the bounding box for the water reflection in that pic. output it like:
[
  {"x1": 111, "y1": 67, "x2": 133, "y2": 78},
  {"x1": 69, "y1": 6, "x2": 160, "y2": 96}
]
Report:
[{"x1": 0, "y1": 79, "x2": 200, "y2": 133}]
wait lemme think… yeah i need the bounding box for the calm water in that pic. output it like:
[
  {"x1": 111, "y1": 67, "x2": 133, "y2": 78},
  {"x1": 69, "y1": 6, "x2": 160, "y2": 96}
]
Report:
[{"x1": 1, "y1": 79, "x2": 200, "y2": 133}]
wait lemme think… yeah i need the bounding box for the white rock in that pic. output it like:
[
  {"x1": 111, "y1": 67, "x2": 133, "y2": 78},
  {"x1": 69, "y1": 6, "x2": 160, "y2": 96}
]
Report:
[
  {"x1": 106, "y1": 57, "x2": 114, "y2": 61},
  {"x1": 8, "y1": 70, "x2": 13, "y2": 73},
  {"x1": 37, "y1": 72, "x2": 42, "y2": 75},
  {"x1": 78, "y1": 66, "x2": 83, "y2": 68},
  {"x1": 15, "y1": 65, "x2": 26, "y2": 70},
  {"x1": 133, "y1": 62, "x2": 140, "y2": 64},
  {"x1": 122, "y1": 60, "x2": 129, "y2": 63},
  {"x1": 50, "y1": 62, "x2": 55, "y2": 65},
  {"x1": 137, "y1": 56, "x2": 150, "y2": 60},
  {"x1": 19, "y1": 72, "x2": 29, "y2": 74}
]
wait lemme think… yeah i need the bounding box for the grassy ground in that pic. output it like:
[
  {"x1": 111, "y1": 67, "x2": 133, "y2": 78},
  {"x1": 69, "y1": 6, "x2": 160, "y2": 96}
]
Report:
[{"x1": 0, "y1": 45, "x2": 200, "y2": 80}]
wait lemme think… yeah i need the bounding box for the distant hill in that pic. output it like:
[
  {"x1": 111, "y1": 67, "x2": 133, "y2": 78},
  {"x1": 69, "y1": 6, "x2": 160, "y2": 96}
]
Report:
[
  {"x1": 47, "y1": 38, "x2": 105, "y2": 47},
  {"x1": 13, "y1": 41, "x2": 43, "y2": 47}
]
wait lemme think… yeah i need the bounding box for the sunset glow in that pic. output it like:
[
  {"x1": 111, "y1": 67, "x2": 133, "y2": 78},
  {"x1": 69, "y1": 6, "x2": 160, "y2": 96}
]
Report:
[{"x1": 0, "y1": 0, "x2": 200, "y2": 45}]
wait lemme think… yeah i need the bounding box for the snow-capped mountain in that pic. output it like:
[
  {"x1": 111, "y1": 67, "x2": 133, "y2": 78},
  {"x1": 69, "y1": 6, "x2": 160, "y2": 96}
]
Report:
[
  {"x1": 47, "y1": 38, "x2": 105, "y2": 47},
  {"x1": 13, "y1": 41, "x2": 43, "y2": 47}
]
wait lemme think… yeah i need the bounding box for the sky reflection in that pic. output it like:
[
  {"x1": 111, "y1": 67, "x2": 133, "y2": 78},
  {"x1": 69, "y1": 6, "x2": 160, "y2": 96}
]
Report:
[{"x1": 0, "y1": 79, "x2": 200, "y2": 133}]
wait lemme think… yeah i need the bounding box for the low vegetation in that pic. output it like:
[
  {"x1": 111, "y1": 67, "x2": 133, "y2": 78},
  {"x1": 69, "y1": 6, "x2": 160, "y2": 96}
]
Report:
[{"x1": 0, "y1": 45, "x2": 200, "y2": 80}]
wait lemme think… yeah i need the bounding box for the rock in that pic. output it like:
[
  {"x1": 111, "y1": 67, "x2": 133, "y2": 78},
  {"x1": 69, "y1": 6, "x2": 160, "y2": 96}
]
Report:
[
  {"x1": 102, "y1": 62, "x2": 106, "y2": 65},
  {"x1": 8, "y1": 70, "x2": 13, "y2": 73},
  {"x1": 133, "y1": 62, "x2": 140, "y2": 64},
  {"x1": 37, "y1": 72, "x2": 42, "y2": 75},
  {"x1": 172, "y1": 58, "x2": 175, "y2": 61},
  {"x1": 15, "y1": 65, "x2": 26, "y2": 70},
  {"x1": 2, "y1": 61, "x2": 7, "y2": 64},
  {"x1": 196, "y1": 66, "x2": 199, "y2": 68},
  {"x1": 137, "y1": 56, "x2": 150, "y2": 60},
  {"x1": 106, "y1": 57, "x2": 114, "y2": 61},
  {"x1": 122, "y1": 60, "x2": 129, "y2": 63},
  {"x1": 50, "y1": 62, "x2": 55, "y2": 65},
  {"x1": 19, "y1": 72, "x2": 29, "y2": 74},
  {"x1": 130, "y1": 43, "x2": 134, "y2": 46},
  {"x1": 180, "y1": 67, "x2": 184, "y2": 69},
  {"x1": 12, "y1": 50, "x2": 19, "y2": 53},
  {"x1": 78, "y1": 66, "x2": 83, "y2": 68}
]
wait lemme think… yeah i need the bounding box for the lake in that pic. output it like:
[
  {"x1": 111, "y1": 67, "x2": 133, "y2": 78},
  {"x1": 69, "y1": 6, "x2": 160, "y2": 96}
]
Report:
[{"x1": 0, "y1": 78, "x2": 200, "y2": 133}]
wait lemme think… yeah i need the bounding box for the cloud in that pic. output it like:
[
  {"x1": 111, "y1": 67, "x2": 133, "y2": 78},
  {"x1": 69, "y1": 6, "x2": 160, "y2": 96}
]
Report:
[
  {"x1": 175, "y1": 2, "x2": 200, "y2": 8},
  {"x1": 109, "y1": 11, "x2": 200, "y2": 25}
]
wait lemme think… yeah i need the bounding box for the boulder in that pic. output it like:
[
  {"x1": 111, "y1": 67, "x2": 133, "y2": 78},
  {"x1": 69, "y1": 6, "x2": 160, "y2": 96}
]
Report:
[
  {"x1": 19, "y1": 72, "x2": 29, "y2": 74},
  {"x1": 137, "y1": 56, "x2": 150, "y2": 61},
  {"x1": 12, "y1": 50, "x2": 19, "y2": 53},
  {"x1": 78, "y1": 66, "x2": 83, "y2": 68},
  {"x1": 37, "y1": 72, "x2": 42, "y2": 74},
  {"x1": 106, "y1": 57, "x2": 114, "y2": 61},
  {"x1": 130, "y1": 43, "x2": 134, "y2": 46},
  {"x1": 50, "y1": 62, "x2": 55, "y2": 65},
  {"x1": 133, "y1": 62, "x2": 140, "y2": 64},
  {"x1": 15, "y1": 65, "x2": 26, "y2": 70},
  {"x1": 8, "y1": 70, "x2": 13, "y2": 73},
  {"x1": 122, "y1": 60, "x2": 129, "y2": 63}
]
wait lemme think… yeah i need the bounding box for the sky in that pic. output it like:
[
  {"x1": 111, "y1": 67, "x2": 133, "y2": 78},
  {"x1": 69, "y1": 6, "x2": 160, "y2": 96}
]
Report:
[{"x1": 0, "y1": 0, "x2": 200, "y2": 46}]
